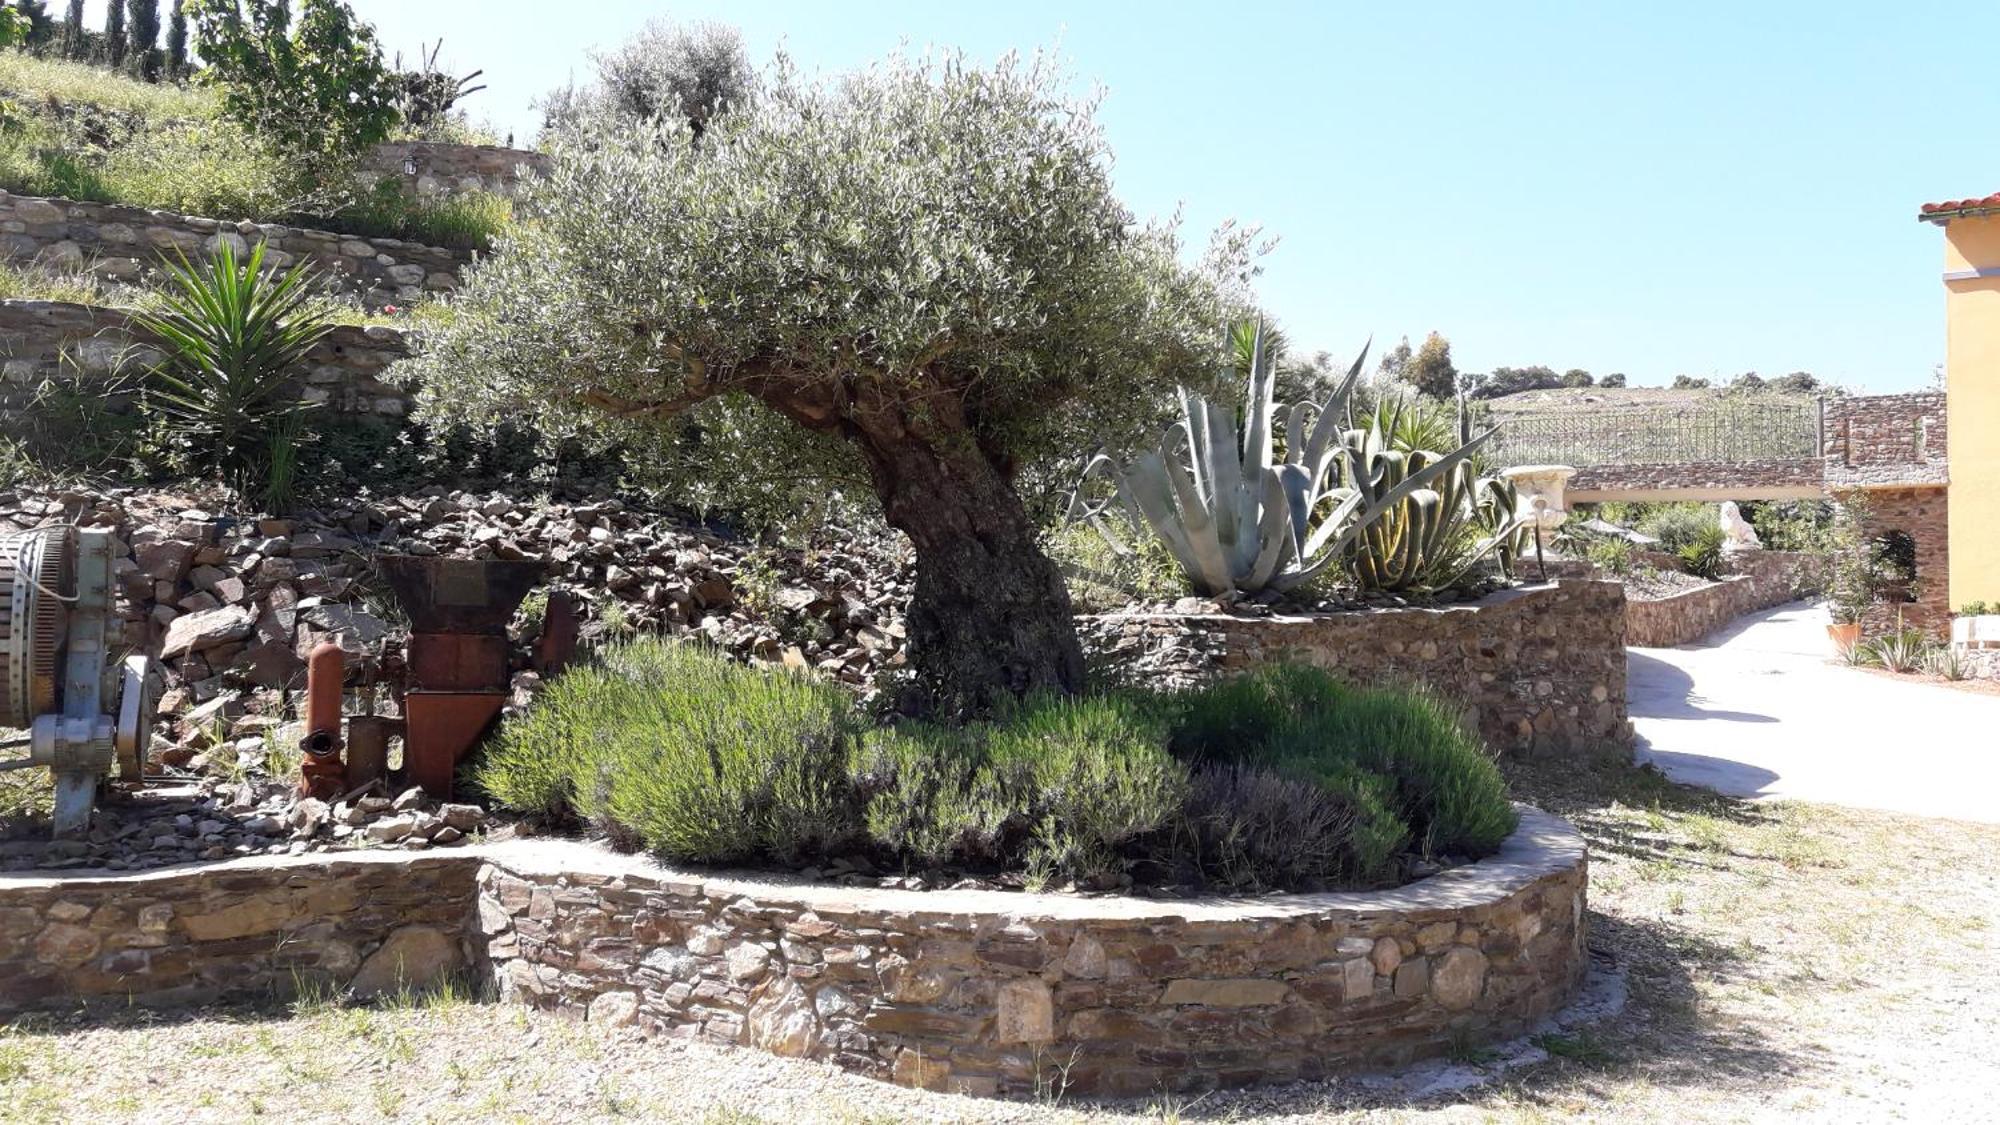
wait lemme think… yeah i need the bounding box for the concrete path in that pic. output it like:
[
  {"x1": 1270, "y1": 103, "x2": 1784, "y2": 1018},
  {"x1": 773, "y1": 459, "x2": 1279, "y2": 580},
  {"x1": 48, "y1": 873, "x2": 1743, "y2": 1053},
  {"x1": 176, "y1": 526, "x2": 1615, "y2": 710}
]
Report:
[{"x1": 1630, "y1": 601, "x2": 2000, "y2": 823}]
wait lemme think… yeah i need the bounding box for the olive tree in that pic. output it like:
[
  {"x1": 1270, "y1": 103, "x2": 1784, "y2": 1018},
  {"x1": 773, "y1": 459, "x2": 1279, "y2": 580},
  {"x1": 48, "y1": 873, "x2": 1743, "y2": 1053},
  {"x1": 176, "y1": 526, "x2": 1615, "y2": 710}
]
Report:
[
  {"x1": 410, "y1": 49, "x2": 1233, "y2": 713},
  {"x1": 539, "y1": 18, "x2": 751, "y2": 141}
]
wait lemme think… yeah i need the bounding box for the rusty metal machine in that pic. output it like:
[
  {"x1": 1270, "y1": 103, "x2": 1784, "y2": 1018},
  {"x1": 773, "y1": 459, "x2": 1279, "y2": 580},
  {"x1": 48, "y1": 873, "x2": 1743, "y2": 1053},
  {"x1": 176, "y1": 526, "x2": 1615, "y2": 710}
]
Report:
[
  {"x1": 301, "y1": 556, "x2": 545, "y2": 800},
  {"x1": 1, "y1": 527, "x2": 157, "y2": 836}
]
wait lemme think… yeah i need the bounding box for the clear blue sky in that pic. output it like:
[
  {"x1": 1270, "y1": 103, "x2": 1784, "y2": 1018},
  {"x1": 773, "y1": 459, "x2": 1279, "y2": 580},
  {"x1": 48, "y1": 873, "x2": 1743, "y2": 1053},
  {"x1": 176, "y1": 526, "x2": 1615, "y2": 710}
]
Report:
[{"x1": 305, "y1": 1, "x2": 1995, "y2": 392}]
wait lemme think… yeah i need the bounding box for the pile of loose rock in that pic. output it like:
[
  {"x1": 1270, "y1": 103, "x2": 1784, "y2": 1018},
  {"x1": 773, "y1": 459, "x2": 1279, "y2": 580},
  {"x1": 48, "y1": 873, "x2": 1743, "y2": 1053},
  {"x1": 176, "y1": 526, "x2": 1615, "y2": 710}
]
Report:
[
  {"x1": 0, "y1": 482, "x2": 913, "y2": 858},
  {"x1": 0, "y1": 778, "x2": 506, "y2": 873}
]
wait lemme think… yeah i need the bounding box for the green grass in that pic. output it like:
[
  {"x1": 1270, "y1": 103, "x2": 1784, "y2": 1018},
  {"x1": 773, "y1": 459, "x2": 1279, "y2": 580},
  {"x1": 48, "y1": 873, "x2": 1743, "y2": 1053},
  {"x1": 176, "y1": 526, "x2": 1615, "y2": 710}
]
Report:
[
  {"x1": 0, "y1": 736, "x2": 52, "y2": 836},
  {"x1": 0, "y1": 55, "x2": 510, "y2": 252},
  {"x1": 0, "y1": 53, "x2": 217, "y2": 121},
  {"x1": 318, "y1": 185, "x2": 512, "y2": 253}
]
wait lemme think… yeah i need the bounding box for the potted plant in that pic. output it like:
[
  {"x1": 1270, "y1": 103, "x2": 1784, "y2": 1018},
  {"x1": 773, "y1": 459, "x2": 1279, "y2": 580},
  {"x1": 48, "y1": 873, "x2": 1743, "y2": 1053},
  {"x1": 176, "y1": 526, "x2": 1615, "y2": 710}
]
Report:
[{"x1": 1823, "y1": 547, "x2": 1875, "y2": 655}]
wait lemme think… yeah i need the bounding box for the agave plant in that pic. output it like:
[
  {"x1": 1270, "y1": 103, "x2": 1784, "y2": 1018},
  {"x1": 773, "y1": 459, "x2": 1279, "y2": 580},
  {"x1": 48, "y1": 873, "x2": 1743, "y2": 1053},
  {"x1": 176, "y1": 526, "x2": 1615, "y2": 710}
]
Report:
[
  {"x1": 135, "y1": 241, "x2": 332, "y2": 509},
  {"x1": 1072, "y1": 324, "x2": 1499, "y2": 598}
]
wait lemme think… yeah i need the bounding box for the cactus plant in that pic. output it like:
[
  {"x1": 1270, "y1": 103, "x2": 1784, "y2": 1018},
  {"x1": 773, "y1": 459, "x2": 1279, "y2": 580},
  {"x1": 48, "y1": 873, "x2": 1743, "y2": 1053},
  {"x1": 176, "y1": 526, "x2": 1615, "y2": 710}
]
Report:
[{"x1": 1072, "y1": 325, "x2": 1501, "y2": 598}]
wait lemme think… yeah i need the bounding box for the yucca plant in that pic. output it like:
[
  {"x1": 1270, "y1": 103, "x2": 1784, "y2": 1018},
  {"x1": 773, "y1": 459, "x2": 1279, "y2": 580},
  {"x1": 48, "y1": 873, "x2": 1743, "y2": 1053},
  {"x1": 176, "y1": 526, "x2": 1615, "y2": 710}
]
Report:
[
  {"x1": 1860, "y1": 626, "x2": 1929, "y2": 674},
  {"x1": 1073, "y1": 324, "x2": 1498, "y2": 598},
  {"x1": 134, "y1": 241, "x2": 333, "y2": 510}
]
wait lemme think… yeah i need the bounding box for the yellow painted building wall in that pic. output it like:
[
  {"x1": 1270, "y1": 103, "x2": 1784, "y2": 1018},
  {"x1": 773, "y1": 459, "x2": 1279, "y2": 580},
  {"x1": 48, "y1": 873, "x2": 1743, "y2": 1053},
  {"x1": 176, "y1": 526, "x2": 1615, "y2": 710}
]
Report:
[{"x1": 1944, "y1": 216, "x2": 2000, "y2": 607}]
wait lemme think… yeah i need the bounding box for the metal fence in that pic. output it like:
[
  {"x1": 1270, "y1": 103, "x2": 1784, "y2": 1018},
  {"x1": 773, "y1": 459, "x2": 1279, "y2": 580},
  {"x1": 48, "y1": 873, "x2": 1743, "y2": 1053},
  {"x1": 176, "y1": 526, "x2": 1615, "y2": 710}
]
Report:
[{"x1": 1484, "y1": 398, "x2": 1822, "y2": 468}]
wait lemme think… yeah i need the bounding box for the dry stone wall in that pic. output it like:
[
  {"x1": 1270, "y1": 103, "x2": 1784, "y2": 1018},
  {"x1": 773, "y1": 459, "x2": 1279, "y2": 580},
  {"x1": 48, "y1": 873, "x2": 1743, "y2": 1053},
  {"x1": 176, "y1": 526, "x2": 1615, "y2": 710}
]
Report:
[
  {"x1": 362, "y1": 142, "x2": 549, "y2": 199},
  {"x1": 0, "y1": 191, "x2": 469, "y2": 309},
  {"x1": 1568, "y1": 457, "x2": 1824, "y2": 498},
  {"x1": 1849, "y1": 485, "x2": 1951, "y2": 636},
  {"x1": 0, "y1": 820, "x2": 1589, "y2": 1097},
  {"x1": 1823, "y1": 392, "x2": 1947, "y2": 488},
  {"x1": 1080, "y1": 581, "x2": 1631, "y2": 755},
  {"x1": 479, "y1": 815, "x2": 1587, "y2": 1098},
  {"x1": 0, "y1": 298, "x2": 412, "y2": 416},
  {"x1": 0, "y1": 851, "x2": 475, "y2": 1013},
  {"x1": 1625, "y1": 550, "x2": 1814, "y2": 647}
]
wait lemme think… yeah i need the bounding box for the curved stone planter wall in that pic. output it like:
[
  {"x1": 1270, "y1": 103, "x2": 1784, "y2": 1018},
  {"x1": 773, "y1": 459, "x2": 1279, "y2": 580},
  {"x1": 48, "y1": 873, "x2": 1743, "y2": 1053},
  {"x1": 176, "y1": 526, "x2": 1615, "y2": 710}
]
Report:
[
  {"x1": 0, "y1": 191, "x2": 470, "y2": 309},
  {"x1": 1080, "y1": 580, "x2": 1630, "y2": 755},
  {"x1": 0, "y1": 814, "x2": 1588, "y2": 1098},
  {"x1": 478, "y1": 809, "x2": 1588, "y2": 1097}
]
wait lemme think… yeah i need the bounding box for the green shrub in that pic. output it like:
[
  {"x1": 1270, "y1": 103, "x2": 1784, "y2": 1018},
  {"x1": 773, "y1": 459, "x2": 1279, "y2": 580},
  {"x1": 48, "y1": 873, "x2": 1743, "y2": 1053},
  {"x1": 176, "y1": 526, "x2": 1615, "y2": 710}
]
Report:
[
  {"x1": 475, "y1": 639, "x2": 863, "y2": 864},
  {"x1": 1635, "y1": 502, "x2": 1715, "y2": 553},
  {"x1": 482, "y1": 649, "x2": 1515, "y2": 892},
  {"x1": 862, "y1": 694, "x2": 1185, "y2": 886},
  {"x1": 1585, "y1": 535, "x2": 1635, "y2": 576},
  {"x1": 984, "y1": 694, "x2": 1187, "y2": 884},
  {"x1": 1171, "y1": 664, "x2": 1515, "y2": 859},
  {"x1": 1168, "y1": 763, "x2": 1398, "y2": 890},
  {"x1": 858, "y1": 725, "x2": 1007, "y2": 869},
  {"x1": 187, "y1": 0, "x2": 401, "y2": 163},
  {"x1": 1677, "y1": 525, "x2": 1727, "y2": 581},
  {"x1": 1167, "y1": 662, "x2": 1343, "y2": 765}
]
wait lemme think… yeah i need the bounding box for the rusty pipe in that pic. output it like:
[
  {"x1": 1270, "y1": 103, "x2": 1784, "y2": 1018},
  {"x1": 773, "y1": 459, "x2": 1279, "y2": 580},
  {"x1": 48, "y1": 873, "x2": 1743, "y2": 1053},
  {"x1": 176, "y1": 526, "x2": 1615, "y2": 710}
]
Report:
[{"x1": 299, "y1": 642, "x2": 347, "y2": 800}]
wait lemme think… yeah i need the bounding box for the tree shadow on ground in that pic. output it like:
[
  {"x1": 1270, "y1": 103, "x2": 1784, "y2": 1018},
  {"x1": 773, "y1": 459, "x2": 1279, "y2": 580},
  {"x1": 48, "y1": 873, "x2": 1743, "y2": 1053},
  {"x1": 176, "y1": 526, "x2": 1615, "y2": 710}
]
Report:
[
  {"x1": 1503, "y1": 744, "x2": 1782, "y2": 868},
  {"x1": 1627, "y1": 651, "x2": 1779, "y2": 725}
]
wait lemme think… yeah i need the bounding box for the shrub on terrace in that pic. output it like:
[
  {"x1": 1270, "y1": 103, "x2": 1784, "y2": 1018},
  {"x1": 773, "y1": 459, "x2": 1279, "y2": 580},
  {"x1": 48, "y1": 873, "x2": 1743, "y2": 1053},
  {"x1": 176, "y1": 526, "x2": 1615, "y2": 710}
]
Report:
[
  {"x1": 475, "y1": 643, "x2": 1518, "y2": 893},
  {"x1": 186, "y1": 0, "x2": 400, "y2": 163}
]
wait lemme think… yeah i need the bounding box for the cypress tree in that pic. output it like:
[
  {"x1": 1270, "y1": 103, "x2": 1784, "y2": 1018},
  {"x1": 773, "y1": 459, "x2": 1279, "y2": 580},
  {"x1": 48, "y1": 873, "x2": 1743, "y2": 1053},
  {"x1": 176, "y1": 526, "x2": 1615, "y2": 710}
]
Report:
[
  {"x1": 104, "y1": 0, "x2": 126, "y2": 66},
  {"x1": 166, "y1": 5, "x2": 188, "y2": 79},
  {"x1": 126, "y1": 0, "x2": 161, "y2": 79},
  {"x1": 62, "y1": 0, "x2": 84, "y2": 59}
]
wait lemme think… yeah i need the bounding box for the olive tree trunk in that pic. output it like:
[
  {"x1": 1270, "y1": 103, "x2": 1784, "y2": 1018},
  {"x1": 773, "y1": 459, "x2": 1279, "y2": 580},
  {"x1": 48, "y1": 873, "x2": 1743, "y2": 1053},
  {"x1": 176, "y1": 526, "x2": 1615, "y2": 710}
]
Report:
[{"x1": 849, "y1": 415, "x2": 1086, "y2": 715}]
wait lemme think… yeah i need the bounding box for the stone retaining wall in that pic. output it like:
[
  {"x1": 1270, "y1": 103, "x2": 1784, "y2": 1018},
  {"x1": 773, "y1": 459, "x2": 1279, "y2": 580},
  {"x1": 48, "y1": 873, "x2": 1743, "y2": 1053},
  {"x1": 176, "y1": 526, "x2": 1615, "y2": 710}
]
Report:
[
  {"x1": 0, "y1": 819, "x2": 1589, "y2": 1097},
  {"x1": 362, "y1": 142, "x2": 549, "y2": 199},
  {"x1": 1568, "y1": 457, "x2": 1825, "y2": 500},
  {"x1": 0, "y1": 191, "x2": 469, "y2": 309},
  {"x1": 1625, "y1": 551, "x2": 1813, "y2": 647},
  {"x1": 0, "y1": 851, "x2": 475, "y2": 1013},
  {"x1": 0, "y1": 298, "x2": 412, "y2": 416},
  {"x1": 1080, "y1": 581, "x2": 1631, "y2": 755}
]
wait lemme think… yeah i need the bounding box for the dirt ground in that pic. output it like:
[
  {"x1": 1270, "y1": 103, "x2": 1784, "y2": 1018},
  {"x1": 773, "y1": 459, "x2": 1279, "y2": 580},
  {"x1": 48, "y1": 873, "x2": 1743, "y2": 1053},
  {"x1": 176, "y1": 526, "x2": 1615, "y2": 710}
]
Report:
[{"x1": 2, "y1": 750, "x2": 1997, "y2": 1124}]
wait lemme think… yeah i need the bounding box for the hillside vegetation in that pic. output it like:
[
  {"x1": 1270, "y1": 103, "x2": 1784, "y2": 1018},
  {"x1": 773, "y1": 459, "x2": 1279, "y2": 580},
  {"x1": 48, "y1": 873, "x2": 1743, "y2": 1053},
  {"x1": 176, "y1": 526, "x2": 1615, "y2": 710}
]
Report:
[{"x1": 0, "y1": 52, "x2": 505, "y2": 250}]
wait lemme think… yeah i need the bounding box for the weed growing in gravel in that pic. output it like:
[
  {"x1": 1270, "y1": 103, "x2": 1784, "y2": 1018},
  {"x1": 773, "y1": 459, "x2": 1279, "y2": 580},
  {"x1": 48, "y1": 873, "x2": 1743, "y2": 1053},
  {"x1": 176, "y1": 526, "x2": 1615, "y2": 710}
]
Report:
[{"x1": 1532, "y1": 1029, "x2": 1615, "y2": 1064}]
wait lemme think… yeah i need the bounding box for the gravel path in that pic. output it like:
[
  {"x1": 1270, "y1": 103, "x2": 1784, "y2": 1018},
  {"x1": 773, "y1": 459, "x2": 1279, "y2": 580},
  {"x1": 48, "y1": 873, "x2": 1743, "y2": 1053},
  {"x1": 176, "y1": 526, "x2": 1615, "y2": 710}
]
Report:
[{"x1": 1631, "y1": 601, "x2": 2000, "y2": 822}]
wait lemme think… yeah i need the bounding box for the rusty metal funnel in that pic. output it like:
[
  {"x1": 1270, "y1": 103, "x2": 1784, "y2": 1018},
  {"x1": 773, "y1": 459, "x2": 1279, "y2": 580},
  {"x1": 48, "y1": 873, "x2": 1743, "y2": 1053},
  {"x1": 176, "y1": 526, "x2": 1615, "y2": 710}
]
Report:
[{"x1": 375, "y1": 556, "x2": 547, "y2": 635}]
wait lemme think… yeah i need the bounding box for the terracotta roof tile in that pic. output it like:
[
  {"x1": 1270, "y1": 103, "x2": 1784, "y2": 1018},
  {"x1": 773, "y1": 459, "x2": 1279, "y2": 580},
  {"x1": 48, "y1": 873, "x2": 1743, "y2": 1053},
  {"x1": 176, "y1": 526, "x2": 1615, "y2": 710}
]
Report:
[{"x1": 1919, "y1": 192, "x2": 2000, "y2": 222}]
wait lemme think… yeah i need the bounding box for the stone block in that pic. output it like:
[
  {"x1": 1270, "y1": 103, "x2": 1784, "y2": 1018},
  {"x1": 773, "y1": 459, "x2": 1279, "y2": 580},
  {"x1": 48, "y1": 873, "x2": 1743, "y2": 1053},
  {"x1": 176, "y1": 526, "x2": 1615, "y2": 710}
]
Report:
[{"x1": 1159, "y1": 978, "x2": 1290, "y2": 1008}]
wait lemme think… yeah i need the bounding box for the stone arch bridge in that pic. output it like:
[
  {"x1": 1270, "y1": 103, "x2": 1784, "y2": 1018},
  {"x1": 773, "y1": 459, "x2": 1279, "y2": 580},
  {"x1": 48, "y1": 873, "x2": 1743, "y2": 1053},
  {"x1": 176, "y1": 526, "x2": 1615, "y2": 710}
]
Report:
[{"x1": 1489, "y1": 392, "x2": 1950, "y2": 630}]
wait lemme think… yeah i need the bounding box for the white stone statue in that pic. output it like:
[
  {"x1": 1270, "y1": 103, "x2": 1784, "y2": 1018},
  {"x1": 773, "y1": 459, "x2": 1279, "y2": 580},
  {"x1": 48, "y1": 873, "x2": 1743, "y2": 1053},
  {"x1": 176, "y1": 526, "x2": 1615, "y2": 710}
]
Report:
[{"x1": 1718, "y1": 501, "x2": 1761, "y2": 552}]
